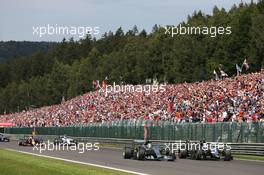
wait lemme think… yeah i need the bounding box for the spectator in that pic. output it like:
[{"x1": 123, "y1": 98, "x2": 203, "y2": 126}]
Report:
[{"x1": 0, "y1": 71, "x2": 263, "y2": 127}]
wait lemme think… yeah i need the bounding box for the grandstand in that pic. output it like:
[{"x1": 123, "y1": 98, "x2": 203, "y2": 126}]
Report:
[{"x1": 0, "y1": 71, "x2": 263, "y2": 127}]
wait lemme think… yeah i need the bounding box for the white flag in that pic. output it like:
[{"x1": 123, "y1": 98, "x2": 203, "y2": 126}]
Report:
[
  {"x1": 220, "y1": 70, "x2": 228, "y2": 77},
  {"x1": 213, "y1": 70, "x2": 219, "y2": 80},
  {"x1": 242, "y1": 59, "x2": 249, "y2": 70}
]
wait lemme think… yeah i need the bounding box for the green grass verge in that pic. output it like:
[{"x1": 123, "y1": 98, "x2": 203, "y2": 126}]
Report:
[
  {"x1": 233, "y1": 154, "x2": 264, "y2": 161},
  {"x1": 0, "y1": 149, "x2": 132, "y2": 175}
]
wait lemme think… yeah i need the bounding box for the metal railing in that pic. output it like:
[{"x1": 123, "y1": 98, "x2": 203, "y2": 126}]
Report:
[{"x1": 4, "y1": 121, "x2": 264, "y2": 143}]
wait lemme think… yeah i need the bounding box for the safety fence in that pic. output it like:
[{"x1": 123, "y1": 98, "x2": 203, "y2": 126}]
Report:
[{"x1": 4, "y1": 121, "x2": 264, "y2": 143}]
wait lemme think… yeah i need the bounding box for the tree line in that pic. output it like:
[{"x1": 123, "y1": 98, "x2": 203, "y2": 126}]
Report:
[{"x1": 0, "y1": 41, "x2": 55, "y2": 63}]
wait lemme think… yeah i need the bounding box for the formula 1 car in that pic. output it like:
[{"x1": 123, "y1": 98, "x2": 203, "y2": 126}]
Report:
[
  {"x1": 18, "y1": 135, "x2": 43, "y2": 146},
  {"x1": 178, "y1": 140, "x2": 232, "y2": 161},
  {"x1": 123, "y1": 140, "x2": 176, "y2": 161},
  {"x1": 53, "y1": 135, "x2": 77, "y2": 146},
  {"x1": 0, "y1": 133, "x2": 10, "y2": 142}
]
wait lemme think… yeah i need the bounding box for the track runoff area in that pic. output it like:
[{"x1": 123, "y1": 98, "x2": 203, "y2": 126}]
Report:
[{"x1": 0, "y1": 140, "x2": 263, "y2": 175}]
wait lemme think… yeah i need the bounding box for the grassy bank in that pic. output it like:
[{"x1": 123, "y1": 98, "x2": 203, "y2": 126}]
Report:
[
  {"x1": 0, "y1": 149, "x2": 132, "y2": 175},
  {"x1": 233, "y1": 154, "x2": 264, "y2": 161}
]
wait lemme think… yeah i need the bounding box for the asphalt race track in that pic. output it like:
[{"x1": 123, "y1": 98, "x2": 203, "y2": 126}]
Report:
[{"x1": 0, "y1": 141, "x2": 263, "y2": 175}]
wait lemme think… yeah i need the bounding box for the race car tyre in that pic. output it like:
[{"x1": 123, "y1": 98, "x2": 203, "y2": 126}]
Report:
[
  {"x1": 123, "y1": 147, "x2": 132, "y2": 159},
  {"x1": 2, "y1": 138, "x2": 9, "y2": 142},
  {"x1": 168, "y1": 153, "x2": 176, "y2": 161},
  {"x1": 53, "y1": 139, "x2": 57, "y2": 143},
  {"x1": 19, "y1": 141, "x2": 25, "y2": 146},
  {"x1": 190, "y1": 150, "x2": 196, "y2": 160},
  {"x1": 178, "y1": 150, "x2": 187, "y2": 159},
  {"x1": 137, "y1": 147, "x2": 145, "y2": 160},
  {"x1": 224, "y1": 150, "x2": 232, "y2": 161},
  {"x1": 195, "y1": 150, "x2": 202, "y2": 160}
]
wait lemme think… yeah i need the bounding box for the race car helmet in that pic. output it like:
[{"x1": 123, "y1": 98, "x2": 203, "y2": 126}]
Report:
[{"x1": 147, "y1": 143, "x2": 152, "y2": 149}]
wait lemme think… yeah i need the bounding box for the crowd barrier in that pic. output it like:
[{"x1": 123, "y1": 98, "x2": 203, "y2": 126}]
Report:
[{"x1": 4, "y1": 121, "x2": 264, "y2": 143}]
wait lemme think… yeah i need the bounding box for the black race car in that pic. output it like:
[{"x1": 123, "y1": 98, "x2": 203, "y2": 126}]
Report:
[
  {"x1": 18, "y1": 135, "x2": 43, "y2": 146},
  {"x1": 178, "y1": 140, "x2": 232, "y2": 161},
  {"x1": 123, "y1": 140, "x2": 176, "y2": 161},
  {"x1": 53, "y1": 135, "x2": 77, "y2": 146},
  {"x1": 0, "y1": 133, "x2": 10, "y2": 142}
]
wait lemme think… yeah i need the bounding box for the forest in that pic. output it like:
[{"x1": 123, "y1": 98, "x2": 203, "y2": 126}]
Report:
[{"x1": 0, "y1": 41, "x2": 55, "y2": 62}]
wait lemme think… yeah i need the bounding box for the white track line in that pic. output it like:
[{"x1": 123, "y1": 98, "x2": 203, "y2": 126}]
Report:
[{"x1": 4, "y1": 148, "x2": 149, "y2": 175}]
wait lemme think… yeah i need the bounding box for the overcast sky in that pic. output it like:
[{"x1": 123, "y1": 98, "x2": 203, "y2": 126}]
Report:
[{"x1": 0, "y1": 0, "x2": 256, "y2": 41}]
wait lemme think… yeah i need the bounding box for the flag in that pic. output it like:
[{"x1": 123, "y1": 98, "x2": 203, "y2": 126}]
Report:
[
  {"x1": 218, "y1": 64, "x2": 224, "y2": 70},
  {"x1": 236, "y1": 64, "x2": 242, "y2": 76},
  {"x1": 102, "y1": 79, "x2": 107, "y2": 89},
  {"x1": 92, "y1": 80, "x2": 98, "y2": 89},
  {"x1": 218, "y1": 65, "x2": 228, "y2": 78},
  {"x1": 153, "y1": 78, "x2": 158, "y2": 85},
  {"x1": 220, "y1": 70, "x2": 228, "y2": 77},
  {"x1": 61, "y1": 96, "x2": 65, "y2": 103},
  {"x1": 242, "y1": 59, "x2": 249, "y2": 70},
  {"x1": 213, "y1": 70, "x2": 219, "y2": 80}
]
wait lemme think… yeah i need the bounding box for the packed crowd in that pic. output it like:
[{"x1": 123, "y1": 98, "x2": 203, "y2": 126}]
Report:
[{"x1": 0, "y1": 71, "x2": 263, "y2": 127}]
